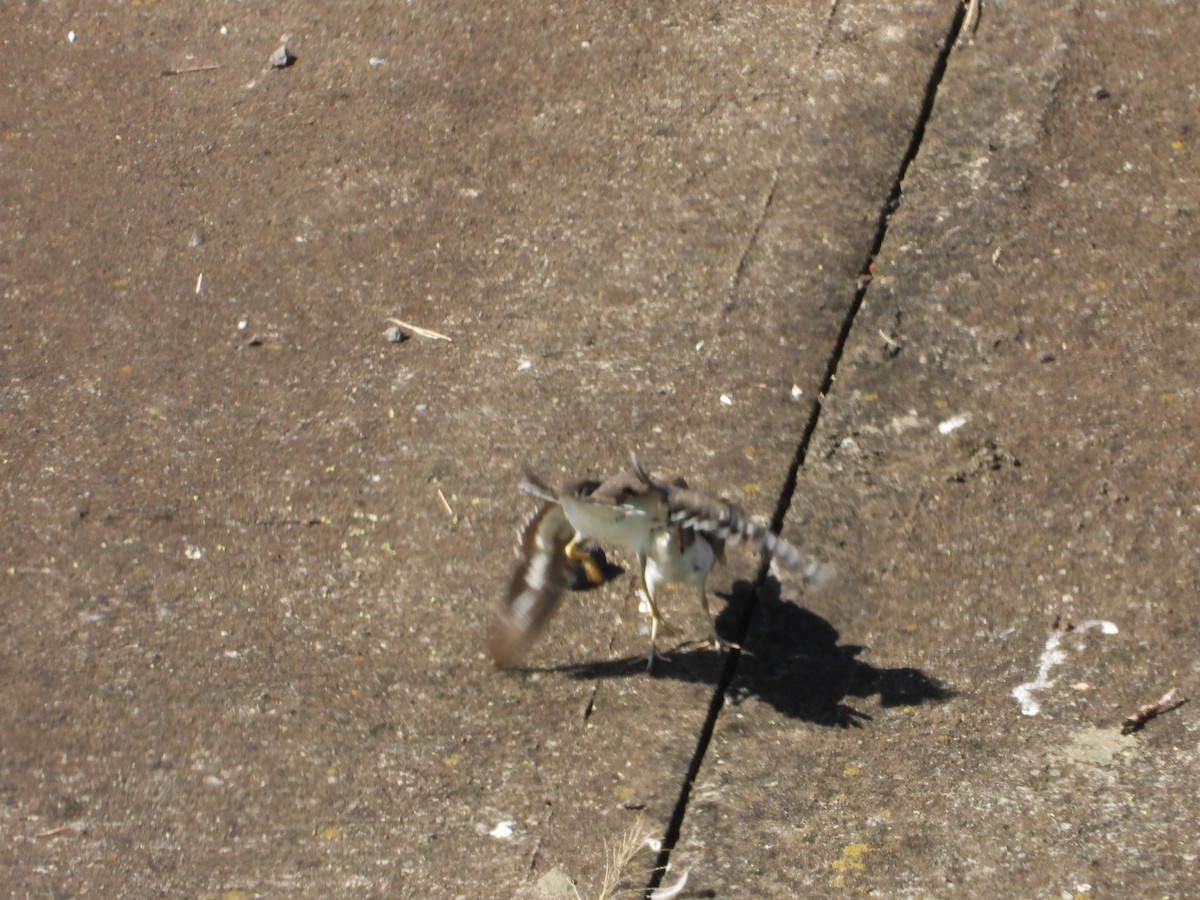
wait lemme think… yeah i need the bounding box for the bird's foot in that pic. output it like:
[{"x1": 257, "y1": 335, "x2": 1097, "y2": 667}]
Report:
[
  {"x1": 638, "y1": 595, "x2": 676, "y2": 637},
  {"x1": 698, "y1": 634, "x2": 742, "y2": 653},
  {"x1": 645, "y1": 645, "x2": 659, "y2": 672}
]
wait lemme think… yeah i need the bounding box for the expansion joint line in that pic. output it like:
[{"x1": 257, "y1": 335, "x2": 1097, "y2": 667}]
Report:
[{"x1": 645, "y1": 3, "x2": 969, "y2": 894}]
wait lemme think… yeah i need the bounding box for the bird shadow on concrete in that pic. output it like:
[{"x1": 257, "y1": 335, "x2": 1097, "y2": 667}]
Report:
[
  {"x1": 723, "y1": 576, "x2": 952, "y2": 726},
  {"x1": 537, "y1": 576, "x2": 952, "y2": 728}
]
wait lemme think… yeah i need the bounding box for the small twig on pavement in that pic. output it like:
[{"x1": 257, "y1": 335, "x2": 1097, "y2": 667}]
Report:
[
  {"x1": 161, "y1": 64, "x2": 222, "y2": 76},
  {"x1": 1121, "y1": 687, "x2": 1188, "y2": 735},
  {"x1": 35, "y1": 823, "x2": 87, "y2": 839},
  {"x1": 961, "y1": 0, "x2": 982, "y2": 41},
  {"x1": 387, "y1": 317, "x2": 452, "y2": 342}
]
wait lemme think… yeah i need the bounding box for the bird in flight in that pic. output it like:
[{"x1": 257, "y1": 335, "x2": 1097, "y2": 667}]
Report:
[{"x1": 488, "y1": 455, "x2": 828, "y2": 669}]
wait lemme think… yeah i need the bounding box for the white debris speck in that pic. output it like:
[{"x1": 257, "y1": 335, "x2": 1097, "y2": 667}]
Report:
[
  {"x1": 223, "y1": 650, "x2": 241, "y2": 659},
  {"x1": 68, "y1": 31, "x2": 77, "y2": 44},
  {"x1": 220, "y1": 25, "x2": 229, "y2": 36},
  {"x1": 937, "y1": 412, "x2": 972, "y2": 434},
  {"x1": 838, "y1": 436, "x2": 863, "y2": 457},
  {"x1": 885, "y1": 412, "x2": 922, "y2": 435},
  {"x1": 516, "y1": 360, "x2": 532, "y2": 372},
  {"x1": 237, "y1": 319, "x2": 249, "y2": 331},
  {"x1": 719, "y1": 394, "x2": 732, "y2": 406},
  {"x1": 695, "y1": 340, "x2": 705, "y2": 351},
  {"x1": 369, "y1": 57, "x2": 386, "y2": 67},
  {"x1": 489, "y1": 820, "x2": 514, "y2": 839},
  {"x1": 204, "y1": 775, "x2": 225, "y2": 787},
  {"x1": 791, "y1": 384, "x2": 803, "y2": 399},
  {"x1": 195, "y1": 272, "x2": 204, "y2": 295},
  {"x1": 185, "y1": 545, "x2": 204, "y2": 560}
]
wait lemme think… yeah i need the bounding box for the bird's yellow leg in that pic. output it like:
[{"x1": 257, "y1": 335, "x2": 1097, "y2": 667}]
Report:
[
  {"x1": 698, "y1": 586, "x2": 740, "y2": 653},
  {"x1": 635, "y1": 562, "x2": 673, "y2": 636},
  {"x1": 636, "y1": 557, "x2": 675, "y2": 671}
]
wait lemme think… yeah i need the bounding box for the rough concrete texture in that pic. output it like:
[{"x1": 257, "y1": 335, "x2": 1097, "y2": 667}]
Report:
[{"x1": 1, "y1": 1, "x2": 1196, "y2": 897}]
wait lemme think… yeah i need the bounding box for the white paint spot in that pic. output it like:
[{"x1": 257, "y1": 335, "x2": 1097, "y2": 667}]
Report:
[{"x1": 1012, "y1": 619, "x2": 1119, "y2": 715}]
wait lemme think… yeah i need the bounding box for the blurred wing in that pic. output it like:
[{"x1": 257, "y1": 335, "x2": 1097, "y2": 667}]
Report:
[
  {"x1": 488, "y1": 502, "x2": 624, "y2": 668},
  {"x1": 489, "y1": 502, "x2": 574, "y2": 667}
]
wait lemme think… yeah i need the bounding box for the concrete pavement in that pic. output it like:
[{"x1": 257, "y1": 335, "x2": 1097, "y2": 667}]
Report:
[{"x1": 1, "y1": 1, "x2": 1196, "y2": 896}]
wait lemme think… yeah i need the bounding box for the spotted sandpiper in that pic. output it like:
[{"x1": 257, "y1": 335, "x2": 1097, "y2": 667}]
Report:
[{"x1": 490, "y1": 454, "x2": 828, "y2": 668}]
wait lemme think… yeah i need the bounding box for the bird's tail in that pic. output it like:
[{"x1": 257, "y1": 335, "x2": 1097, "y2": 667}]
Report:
[{"x1": 670, "y1": 502, "x2": 832, "y2": 586}]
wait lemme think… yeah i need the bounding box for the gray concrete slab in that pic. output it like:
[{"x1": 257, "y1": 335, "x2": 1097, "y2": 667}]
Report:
[
  {"x1": 670, "y1": 1, "x2": 1200, "y2": 895},
  {"x1": 1, "y1": 0, "x2": 1195, "y2": 897}
]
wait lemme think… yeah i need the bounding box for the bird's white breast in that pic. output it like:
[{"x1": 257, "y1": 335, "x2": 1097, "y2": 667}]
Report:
[{"x1": 645, "y1": 529, "x2": 715, "y2": 592}]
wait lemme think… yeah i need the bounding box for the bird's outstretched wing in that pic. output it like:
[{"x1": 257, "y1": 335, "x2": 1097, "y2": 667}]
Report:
[{"x1": 488, "y1": 499, "x2": 622, "y2": 668}]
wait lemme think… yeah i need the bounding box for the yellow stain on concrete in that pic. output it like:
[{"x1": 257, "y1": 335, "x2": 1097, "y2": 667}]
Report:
[{"x1": 829, "y1": 842, "x2": 872, "y2": 889}]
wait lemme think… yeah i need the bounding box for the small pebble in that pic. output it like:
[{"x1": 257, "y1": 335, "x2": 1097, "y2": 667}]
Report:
[
  {"x1": 1038, "y1": 351, "x2": 1056, "y2": 363},
  {"x1": 385, "y1": 326, "x2": 407, "y2": 344},
  {"x1": 270, "y1": 41, "x2": 296, "y2": 68}
]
